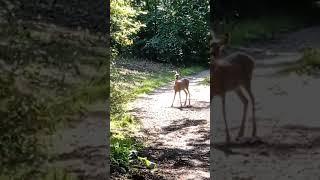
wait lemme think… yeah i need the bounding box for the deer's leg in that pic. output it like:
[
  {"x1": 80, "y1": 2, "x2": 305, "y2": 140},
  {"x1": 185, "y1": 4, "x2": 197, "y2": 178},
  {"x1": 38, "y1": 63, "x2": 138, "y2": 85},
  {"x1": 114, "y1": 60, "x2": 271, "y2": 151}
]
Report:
[
  {"x1": 183, "y1": 89, "x2": 188, "y2": 106},
  {"x1": 171, "y1": 91, "x2": 177, "y2": 107},
  {"x1": 179, "y1": 91, "x2": 182, "y2": 107},
  {"x1": 244, "y1": 83, "x2": 256, "y2": 137},
  {"x1": 186, "y1": 88, "x2": 191, "y2": 105},
  {"x1": 235, "y1": 88, "x2": 248, "y2": 140},
  {"x1": 222, "y1": 94, "x2": 231, "y2": 143}
]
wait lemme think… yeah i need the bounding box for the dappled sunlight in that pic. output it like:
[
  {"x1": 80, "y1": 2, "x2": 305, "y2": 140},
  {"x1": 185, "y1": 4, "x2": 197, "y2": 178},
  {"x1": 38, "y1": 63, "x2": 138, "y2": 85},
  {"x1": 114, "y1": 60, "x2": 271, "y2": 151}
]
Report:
[{"x1": 128, "y1": 70, "x2": 210, "y2": 179}]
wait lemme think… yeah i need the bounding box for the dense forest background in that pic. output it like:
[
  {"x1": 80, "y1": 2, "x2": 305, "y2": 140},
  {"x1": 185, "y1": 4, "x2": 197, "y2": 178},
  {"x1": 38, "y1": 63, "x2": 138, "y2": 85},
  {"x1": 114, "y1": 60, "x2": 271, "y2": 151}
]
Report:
[{"x1": 111, "y1": 0, "x2": 210, "y2": 66}]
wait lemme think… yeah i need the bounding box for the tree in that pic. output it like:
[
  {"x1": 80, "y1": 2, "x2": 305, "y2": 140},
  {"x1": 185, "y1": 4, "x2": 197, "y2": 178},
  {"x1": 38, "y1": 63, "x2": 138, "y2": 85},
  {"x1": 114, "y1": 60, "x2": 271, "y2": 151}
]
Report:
[
  {"x1": 133, "y1": 0, "x2": 209, "y2": 65},
  {"x1": 110, "y1": 0, "x2": 146, "y2": 54}
]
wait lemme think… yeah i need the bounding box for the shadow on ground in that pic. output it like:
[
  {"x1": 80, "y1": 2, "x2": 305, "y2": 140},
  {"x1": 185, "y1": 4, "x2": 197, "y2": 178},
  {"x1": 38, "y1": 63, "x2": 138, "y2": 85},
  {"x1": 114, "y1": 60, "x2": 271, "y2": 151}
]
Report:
[
  {"x1": 140, "y1": 118, "x2": 209, "y2": 173},
  {"x1": 214, "y1": 123, "x2": 320, "y2": 158},
  {"x1": 160, "y1": 118, "x2": 207, "y2": 134},
  {"x1": 141, "y1": 146, "x2": 209, "y2": 169}
]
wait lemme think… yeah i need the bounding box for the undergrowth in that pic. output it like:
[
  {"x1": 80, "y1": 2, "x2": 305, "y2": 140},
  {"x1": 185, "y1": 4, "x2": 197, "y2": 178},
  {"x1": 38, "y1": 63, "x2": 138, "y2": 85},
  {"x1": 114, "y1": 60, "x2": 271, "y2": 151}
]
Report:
[
  {"x1": 280, "y1": 48, "x2": 320, "y2": 75},
  {"x1": 200, "y1": 76, "x2": 210, "y2": 86},
  {"x1": 223, "y1": 16, "x2": 304, "y2": 46}
]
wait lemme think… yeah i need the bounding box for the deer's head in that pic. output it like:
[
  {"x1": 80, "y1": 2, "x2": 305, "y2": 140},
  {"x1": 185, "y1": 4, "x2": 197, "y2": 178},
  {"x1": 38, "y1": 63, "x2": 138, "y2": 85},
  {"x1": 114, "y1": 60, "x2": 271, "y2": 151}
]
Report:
[
  {"x1": 174, "y1": 71, "x2": 180, "y2": 80},
  {"x1": 209, "y1": 31, "x2": 231, "y2": 75},
  {"x1": 210, "y1": 31, "x2": 231, "y2": 101},
  {"x1": 212, "y1": 32, "x2": 230, "y2": 59}
]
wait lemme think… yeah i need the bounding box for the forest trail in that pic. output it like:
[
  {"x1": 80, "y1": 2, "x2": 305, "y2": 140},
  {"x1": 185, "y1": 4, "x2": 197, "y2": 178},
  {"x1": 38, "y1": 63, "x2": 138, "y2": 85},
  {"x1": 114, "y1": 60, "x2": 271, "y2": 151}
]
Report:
[
  {"x1": 49, "y1": 102, "x2": 107, "y2": 180},
  {"x1": 212, "y1": 26, "x2": 320, "y2": 180},
  {"x1": 128, "y1": 70, "x2": 210, "y2": 179}
]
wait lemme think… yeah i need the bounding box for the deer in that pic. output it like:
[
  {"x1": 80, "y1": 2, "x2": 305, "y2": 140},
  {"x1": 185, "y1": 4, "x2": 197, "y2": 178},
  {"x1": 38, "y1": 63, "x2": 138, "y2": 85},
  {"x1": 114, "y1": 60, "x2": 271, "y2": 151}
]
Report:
[
  {"x1": 210, "y1": 30, "x2": 256, "y2": 143},
  {"x1": 171, "y1": 70, "x2": 191, "y2": 108}
]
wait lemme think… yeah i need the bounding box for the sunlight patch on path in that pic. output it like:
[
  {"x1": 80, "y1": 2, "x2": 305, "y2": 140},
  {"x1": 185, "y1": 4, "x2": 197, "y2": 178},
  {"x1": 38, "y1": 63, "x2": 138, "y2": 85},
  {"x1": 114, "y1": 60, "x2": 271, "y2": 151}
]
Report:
[{"x1": 129, "y1": 70, "x2": 210, "y2": 179}]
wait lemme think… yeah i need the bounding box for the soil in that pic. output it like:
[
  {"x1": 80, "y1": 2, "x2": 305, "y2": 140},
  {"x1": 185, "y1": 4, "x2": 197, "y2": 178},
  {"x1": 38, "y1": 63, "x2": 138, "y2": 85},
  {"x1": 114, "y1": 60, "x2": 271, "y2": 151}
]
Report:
[{"x1": 49, "y1": 102, "x2": 108, "y2": 180}]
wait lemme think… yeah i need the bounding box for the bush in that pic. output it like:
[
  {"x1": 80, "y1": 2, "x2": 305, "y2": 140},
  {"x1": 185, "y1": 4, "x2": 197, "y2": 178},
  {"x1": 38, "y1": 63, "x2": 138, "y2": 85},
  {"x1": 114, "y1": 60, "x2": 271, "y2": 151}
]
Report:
[
  {"x1": 302, "y1": 48, "x2": 320, "y2": 67},
  {"x1": 132, "y1": 0, "x2": 209, "y2": 65},
  {"x1": 0, "y1": 73, "x2": 57, "y2": 176},
  {"x1": 296, "y1": 48, "x2": 320, "y2": 75},
  {"x1": 280, "y1": 48, "x2": 320, "y2": 75},
  {"x1": 224, "y1": 16, "x2": 303, "y2": 45}
]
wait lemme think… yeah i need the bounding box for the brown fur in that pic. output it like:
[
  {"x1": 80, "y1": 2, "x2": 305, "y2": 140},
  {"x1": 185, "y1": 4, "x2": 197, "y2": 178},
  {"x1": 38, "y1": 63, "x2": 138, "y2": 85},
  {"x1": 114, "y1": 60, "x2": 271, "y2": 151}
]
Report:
[
  {"x1": 210, "y1": 32, "x2": 256, "y2": 143},
  {"x1": 171, "y1": 71, "x2": 191, "y2": 107}
]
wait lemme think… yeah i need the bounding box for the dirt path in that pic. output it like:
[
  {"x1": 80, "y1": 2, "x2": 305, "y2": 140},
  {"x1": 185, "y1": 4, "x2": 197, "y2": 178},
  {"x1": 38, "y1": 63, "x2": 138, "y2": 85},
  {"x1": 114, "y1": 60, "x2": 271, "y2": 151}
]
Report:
[
  {"x1": 128, "y1": 71, "x2": 210, "y2": 179},
  {"x1": 212, "y1": 26, "x2": 320, "y2": 180},
  {"x1": 49, "y1": 102, "x2": 107, "y2": 180}
]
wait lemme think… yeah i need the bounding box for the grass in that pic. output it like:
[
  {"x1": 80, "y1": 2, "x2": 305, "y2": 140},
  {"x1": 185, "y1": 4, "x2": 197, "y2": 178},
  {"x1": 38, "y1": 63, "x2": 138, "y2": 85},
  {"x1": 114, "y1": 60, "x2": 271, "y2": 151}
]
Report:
[
  {"x1": 110, "y1": 113, "x2": 145, "y2": 175},
  {"x1": 223, "y1": 16, "x2": 304, "y2": 46},
  {"x1": 280, "y1": 48, "x2": 320, "y2": 75},
  {"x1": 69, "y1": 81, "x2": 107, "y2": 106},
  {"x1": 200, "y1": 76, "x2": 210, "y2": 86},
  {"x1": 301, "y1": 48, "x2": 320, "y2": 68}
]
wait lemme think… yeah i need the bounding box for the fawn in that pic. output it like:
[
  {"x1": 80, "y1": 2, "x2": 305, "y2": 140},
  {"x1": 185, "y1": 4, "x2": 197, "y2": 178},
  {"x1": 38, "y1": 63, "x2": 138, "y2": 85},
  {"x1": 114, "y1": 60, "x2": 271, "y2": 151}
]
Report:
[
  {"x1": 171, "y1": 71, "x2": 191, "y2": 107},
  {"x1": 210, "y1": 31, "x2": 256, "y2": 143}
]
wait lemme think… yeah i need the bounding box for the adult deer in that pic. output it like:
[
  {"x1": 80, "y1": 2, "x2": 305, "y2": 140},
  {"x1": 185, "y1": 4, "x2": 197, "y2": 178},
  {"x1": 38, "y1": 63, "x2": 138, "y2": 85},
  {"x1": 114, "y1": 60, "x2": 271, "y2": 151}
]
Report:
[
  {"x1": 171, "y1": 70, "x2": 191, "y2": 107},
  {"x1": 210, "y1": 31, "x2": 256, "y2": 143}
]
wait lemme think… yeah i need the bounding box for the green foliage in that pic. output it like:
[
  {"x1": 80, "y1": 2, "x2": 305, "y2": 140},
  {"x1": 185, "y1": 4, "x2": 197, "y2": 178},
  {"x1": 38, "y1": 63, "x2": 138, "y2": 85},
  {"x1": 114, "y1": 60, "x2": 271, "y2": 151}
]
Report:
[
  {"x1": 110, "y1": 113, "x2": 144, "y2": 172},
  {"x1": 110, "y1": 61, "x2": 127, "y2": 120},
  {"x1": 111, "y1": 124, "x2": 157, "y2": 174},
  {"x1": 301, "y1": 48, "x2": 320, "y2": 68},
  {"x1": 224, "y1": 16, "x2": 303, "y2": 45},
  {"x1": 180, "y1": 66, "x2": 206, "y2": 75},
  {"x1": 134, "y1": 0, "x2": 209, "y2": 65},
  {"x1": 279, "y1": 48, "x2": 320, "y2": 75},
  {"x1": 200, "y1": 76, "x2": 210, "y2": 85},
  {"x1": 0, "y1": 74, "x2": 57, "y2": 176},
  {"x1": 295, "y1": 48, "x2": 320, "y2": 75},
  {"x1": 111, "y1": 0, "x2": 146, "y2": 51},
  {"x1": 110, "y1": 135, "x2": 142, "y2": 171},
  {"x1": 136, "y1": 157, "x2": 157, "y2": 169},
  {"x1": 68, "y1": 81, "x2": 108, "y2": 108},
  {"x1": 110, "y1": 58, "x2": 138, "y2": 173}
]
